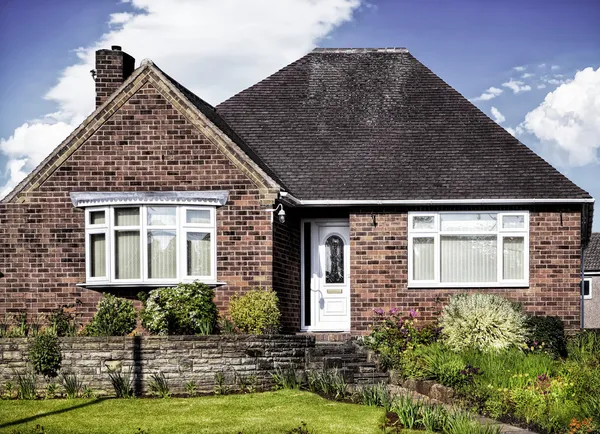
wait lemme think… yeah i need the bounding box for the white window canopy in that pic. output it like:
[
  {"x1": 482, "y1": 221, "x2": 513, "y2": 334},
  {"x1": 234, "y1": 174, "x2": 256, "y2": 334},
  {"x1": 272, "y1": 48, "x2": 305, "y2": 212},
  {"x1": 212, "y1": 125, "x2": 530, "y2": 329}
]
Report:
[{"x1": 70, "y1": 191, "x2": 229, "y2": 208}]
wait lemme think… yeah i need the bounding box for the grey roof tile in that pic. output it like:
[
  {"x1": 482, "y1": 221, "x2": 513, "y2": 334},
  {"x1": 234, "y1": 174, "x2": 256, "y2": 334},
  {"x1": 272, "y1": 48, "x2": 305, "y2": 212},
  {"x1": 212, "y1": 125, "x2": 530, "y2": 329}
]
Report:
[{"x1": 585, "y1": 233, "x2": 600, "y2": 271}]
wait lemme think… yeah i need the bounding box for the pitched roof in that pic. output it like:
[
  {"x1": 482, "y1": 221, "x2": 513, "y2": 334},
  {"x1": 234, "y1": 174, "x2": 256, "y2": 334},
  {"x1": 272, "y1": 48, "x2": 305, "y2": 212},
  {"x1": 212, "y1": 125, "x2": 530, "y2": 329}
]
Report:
[
  {"x1": 215, "y1": 48, "x2": 592, "y2": 201},
  {"x1": 585, "y1": 233, "x2": 600, "y2": 271}
]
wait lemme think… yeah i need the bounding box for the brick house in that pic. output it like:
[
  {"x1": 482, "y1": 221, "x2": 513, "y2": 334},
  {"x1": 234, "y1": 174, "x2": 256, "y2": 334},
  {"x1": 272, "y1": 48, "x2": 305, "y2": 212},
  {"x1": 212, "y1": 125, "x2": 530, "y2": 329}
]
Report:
[
  {"x1": 583, "y1": 233, "x2": 600, "y2": 328},
  {"x1": 0, "y1": 46, "x2": 594, "y2": 334}
]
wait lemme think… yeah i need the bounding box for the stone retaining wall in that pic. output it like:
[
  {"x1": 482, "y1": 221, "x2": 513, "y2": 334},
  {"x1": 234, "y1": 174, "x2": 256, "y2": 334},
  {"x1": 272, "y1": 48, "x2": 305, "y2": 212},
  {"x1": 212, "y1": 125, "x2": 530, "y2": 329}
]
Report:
[{"x1": 0, "y1": 335, "x2": 314, "y2": 396}]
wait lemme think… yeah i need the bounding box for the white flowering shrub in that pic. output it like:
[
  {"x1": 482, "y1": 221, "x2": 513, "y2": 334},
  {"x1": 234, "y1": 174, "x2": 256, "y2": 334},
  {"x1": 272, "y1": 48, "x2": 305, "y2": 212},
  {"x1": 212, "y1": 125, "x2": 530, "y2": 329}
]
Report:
[
  {"x1": 439, "y1": 293, "x2": 528, "y2": 353},
  {"x1": 140, "y1": 282, "x2": 217, "y2": 335}
]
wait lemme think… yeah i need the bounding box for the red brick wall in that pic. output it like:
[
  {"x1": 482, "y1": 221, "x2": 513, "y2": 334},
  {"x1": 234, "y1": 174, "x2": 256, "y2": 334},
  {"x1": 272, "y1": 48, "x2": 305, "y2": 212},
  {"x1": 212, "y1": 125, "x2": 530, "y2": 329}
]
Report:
[
  {"x1": 0, "y1": 81, "x2": 274, "y2": 324},
  {"x1": 350, "y1": 208, "x2": 583, "y2": 334}
]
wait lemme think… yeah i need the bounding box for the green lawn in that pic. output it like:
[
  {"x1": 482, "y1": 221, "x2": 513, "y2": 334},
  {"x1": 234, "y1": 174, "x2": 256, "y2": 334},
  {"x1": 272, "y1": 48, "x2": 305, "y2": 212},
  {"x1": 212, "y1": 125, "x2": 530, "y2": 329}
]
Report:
[{"x1": 0, "y1": 390, "x2": 389, "y2": 434}]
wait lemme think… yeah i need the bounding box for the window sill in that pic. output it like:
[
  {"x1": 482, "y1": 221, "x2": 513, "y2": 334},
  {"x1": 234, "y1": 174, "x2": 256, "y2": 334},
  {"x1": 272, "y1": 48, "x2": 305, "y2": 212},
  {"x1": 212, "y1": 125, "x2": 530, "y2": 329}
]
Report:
[
  {"x1": 408, "y1": 282, "x2": 529, "y2": 289},
  {"x1": 77, "y1": 281, "x2": 227, "y2": 289}
]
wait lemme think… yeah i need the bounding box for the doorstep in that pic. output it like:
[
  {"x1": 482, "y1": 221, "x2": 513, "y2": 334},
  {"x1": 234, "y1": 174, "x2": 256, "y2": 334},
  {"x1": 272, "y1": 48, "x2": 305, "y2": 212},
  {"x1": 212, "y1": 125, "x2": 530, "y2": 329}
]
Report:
[{"x1": 296, "y1": 332, "x2": 353, "y2": 342}]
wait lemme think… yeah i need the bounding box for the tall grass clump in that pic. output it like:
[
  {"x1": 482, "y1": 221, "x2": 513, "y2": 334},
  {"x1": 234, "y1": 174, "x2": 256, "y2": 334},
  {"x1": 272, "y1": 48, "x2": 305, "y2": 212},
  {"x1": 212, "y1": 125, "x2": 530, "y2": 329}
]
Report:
[
  {"x1": 107, "y1": 368, "x2": 134, "y2": 398},
  {"x1": 439, "y1": 293, "x2": 527, "y2": 353},
  {"x1": 61, "y1": 372, "x2": 83, "y2": 399}
]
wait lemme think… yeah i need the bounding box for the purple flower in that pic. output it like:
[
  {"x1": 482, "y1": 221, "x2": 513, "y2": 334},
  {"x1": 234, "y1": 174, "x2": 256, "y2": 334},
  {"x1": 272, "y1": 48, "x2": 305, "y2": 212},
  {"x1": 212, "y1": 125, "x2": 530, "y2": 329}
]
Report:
[
  {"x1": 374, "y1": 308, "x2": 384, "y2": 316},
  {"x1": 389, "y1": 307, "x2": 399, "y2": 315},
  {"x1": 409, "y1": 309, "x2": 418, "y2": 318}
]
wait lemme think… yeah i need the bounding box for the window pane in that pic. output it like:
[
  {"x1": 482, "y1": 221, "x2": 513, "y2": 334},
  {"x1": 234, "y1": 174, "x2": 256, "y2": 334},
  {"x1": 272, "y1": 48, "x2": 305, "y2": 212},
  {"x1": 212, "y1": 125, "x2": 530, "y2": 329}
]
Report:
[
  {"x1": 115, "y1": 230, "x2": 140, "y2": 279},
  {"x1": 90, "y1": 233, "x2": 106, "y2": 277},
  {"x1": 413, "y1": 237, "x2": 434, "y2": 280},
  {"x1": 148, "y1": 207, "x2": 176, "y2": 226},
  {"x1": 89, "y1": 211, "x2": 105, "y2": 225},
  {"x1": 413, "y1": 216, "x2": 435, "y2": 230},
  {"x1": 187, "y1": 232, "x2": 211, "y2": 276},
  {"x1": 148, "y1": 230, "x2": 177, "y2": 279},
  {"x1": 583, "y1": 280, "x2": 591, "y2": 297},
  {"x1": 440, "y1": 213, "x2": 497, "y2": 232},
  {"x1": 325, "y1": 235, "x2": 344, "y2": 284},
  {"x1": 503, "y1": 215, "x2": 525, "y2": 229},
  {"x1": 115, "y1": 207, "x2": 140, "y2": 226},
  {"x1": 503, "y1": 237, "x2": 525, "y2": 280},
  {"x1": 186, "y1": 209, "x2": 211, "y2": 224},
  {"x1": 441, "y1": 236, "x2": 497, "y2": 282}
]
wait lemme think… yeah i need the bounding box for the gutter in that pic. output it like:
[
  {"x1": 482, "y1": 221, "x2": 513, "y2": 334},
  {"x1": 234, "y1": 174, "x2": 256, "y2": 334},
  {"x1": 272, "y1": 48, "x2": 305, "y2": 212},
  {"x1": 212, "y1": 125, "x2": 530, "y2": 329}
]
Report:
[{"x1": 279, "y1": 192, "x2": 595, "y2": 207}]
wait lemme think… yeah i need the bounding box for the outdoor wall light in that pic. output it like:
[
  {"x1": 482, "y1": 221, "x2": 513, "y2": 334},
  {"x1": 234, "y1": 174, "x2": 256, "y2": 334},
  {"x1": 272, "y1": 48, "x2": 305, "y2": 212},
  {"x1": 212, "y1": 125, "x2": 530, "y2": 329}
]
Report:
[{"x1": 268, "y1": 203, "x2": 286, "y2": 224}]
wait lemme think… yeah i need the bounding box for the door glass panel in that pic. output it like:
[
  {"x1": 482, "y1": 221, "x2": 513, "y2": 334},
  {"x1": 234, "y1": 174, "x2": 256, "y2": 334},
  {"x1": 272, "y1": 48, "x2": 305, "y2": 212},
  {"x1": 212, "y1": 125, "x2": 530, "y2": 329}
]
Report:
[
  {"x1": 325, "y1": 235, "x2": 344, "y2": 284},
  {"x1": 148, "y1": 207, "x2": 176, "y2": 226}
]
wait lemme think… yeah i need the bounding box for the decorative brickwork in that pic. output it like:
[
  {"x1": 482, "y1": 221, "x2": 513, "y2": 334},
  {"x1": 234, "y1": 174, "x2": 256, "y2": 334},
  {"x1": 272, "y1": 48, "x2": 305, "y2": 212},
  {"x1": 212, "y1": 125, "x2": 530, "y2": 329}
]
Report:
[{"x1": 349, "y1": 207, "x2": 583, "y2": 333}]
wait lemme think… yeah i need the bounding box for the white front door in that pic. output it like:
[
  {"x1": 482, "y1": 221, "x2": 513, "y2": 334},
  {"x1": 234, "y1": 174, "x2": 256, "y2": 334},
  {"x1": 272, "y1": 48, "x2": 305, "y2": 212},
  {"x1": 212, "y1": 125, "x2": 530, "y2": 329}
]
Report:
[{"x1": 304, "y1": 221, "x2": 351, "y2": 331}]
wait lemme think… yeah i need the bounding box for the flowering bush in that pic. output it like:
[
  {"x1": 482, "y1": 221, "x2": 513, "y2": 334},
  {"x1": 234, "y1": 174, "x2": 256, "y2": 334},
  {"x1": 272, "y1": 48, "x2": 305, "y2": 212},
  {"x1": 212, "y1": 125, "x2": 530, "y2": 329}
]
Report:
[
  {"x1": 140, "y1": 282, "x2": 217, "y2": 335},
  {"x1": 229, "y1": 287, "x2": 280, "y2": 334},
  {"x1": 364, "y1": 308, "x2": 439, "y2": 369},
  {"x1": 439, "y1": 293, "x2": 528, "y2": 353}
]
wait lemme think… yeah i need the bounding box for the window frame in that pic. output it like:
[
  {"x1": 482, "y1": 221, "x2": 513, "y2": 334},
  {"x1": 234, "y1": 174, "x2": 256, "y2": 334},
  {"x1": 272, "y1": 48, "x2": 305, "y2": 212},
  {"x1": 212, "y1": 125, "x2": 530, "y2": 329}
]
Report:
[
  {"x1": 583, "y1": 277, "x2": 592, "y2": 300},
  {"x1": 408, "y1": 211, "x2": 529, "y2": 288},
  {"x1": 84, "y1": 205, "x2": 217, "y2": 285}
]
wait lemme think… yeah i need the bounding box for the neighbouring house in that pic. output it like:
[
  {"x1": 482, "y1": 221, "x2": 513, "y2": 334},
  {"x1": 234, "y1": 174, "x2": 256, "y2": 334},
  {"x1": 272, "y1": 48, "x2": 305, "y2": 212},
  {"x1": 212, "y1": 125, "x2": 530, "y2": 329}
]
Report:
[
  {"x1": 0, "y1": 46, "x2": 594, "y2": 334},
  {"x1": 583, "y1": 233, "x2": 600, "y2": 328}
]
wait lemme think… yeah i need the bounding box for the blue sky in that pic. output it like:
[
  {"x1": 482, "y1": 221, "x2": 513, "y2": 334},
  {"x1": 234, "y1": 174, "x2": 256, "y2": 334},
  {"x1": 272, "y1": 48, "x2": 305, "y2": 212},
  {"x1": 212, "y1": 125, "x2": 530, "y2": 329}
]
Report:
[{"x1": 1, "y1": 0, "x2": 599, "y2": 228}]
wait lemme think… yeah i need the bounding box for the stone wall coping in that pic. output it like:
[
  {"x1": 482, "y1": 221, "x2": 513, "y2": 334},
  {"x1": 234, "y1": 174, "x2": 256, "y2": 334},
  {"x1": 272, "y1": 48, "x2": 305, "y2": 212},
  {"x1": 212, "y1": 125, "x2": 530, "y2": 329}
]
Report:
[{"x1": 0, "y1": 334, "x2": 315, "y2": 344}]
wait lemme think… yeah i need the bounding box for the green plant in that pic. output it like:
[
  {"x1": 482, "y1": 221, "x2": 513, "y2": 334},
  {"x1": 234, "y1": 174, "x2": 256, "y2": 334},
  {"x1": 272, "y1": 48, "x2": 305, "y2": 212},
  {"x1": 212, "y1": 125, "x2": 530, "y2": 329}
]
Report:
[
  {"x1": 235, "y1": 373, "x2": 258, "y2": 394},
  {"x1": 15, "y1": 371, "x2": 37, "y2": 400},
  {"x1": 303, "y1": 369, "x2": 348, "y2": 400},
  {"x1": 356, "y1": 382, "x2": 393, "y2": 409},
  {"x1": 140, "y1": 282, "x2": 218, "y2": 335},
  {"x1": 446, "y1": 410, "x2": 501, "y2": 434},
  {"x1": 47, "y1": 303, "x2": 80, "y2": 337},
  {"x1": 272, "y1": 366, "x2": 302, "y2": 390},
  {"x1": 567, "y1": 330, "x2": 600, "y2": 364},
  {"x1": 214, "y1": 372, "x2": 231, "y2": 395},
  {"x1": 43, "y1": 382, "x2": 58, "y2": 400},
  {"x1": 108, "y1": 368, "x2": 134, "y2": 398},
  {"x1": 229, "y1": 287, "x2": 281, "y2": 334},
  {"x1": 524, "y1": 315, "x2": 567, "y2": 358},
  {"x1": 286, "y1": 422, "x2": 313, "y2": 434},
  {"x1": 420, "y1": 404, "x2": 450, "y2": 433},
  {"x1": 85, "y1": 294, "x2": 137, "y2": 336},
  {"x1": 439, "y1": 293, "x2": 528, "y2": 353},
  {"x1": 149, "y1": 372, "x2": 171, "y2": 398},
  {"x1": 8, "y1": 424, "x2": 47, "y2": 434},
  {"x1": 390, "y1": 394, "x2": 423, "y2": 430},
  {"x1": 61, "y1": 372, "x2": 83, "y2": 399},
  {"x1": 218, "y1": 317, "x2": 238, "y2": 334},
  {"x1": 185, "y1": 381, "x2": 198, "y2": 397},
  {"x1": 28, "y1": 333, "x2": 62, "y2": 378},
  {"x1": 81, "y1": 385, "x2": 95, "y2": 399},
  {"x1": 3, "y1": 381, "x2": 15, "y2": 399}
]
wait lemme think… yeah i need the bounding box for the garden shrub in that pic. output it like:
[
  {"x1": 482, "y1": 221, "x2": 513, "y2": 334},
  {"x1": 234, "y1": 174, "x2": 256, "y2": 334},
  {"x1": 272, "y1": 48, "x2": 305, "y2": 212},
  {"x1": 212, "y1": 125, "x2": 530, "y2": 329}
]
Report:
[
  {"x1": 28, "y1": 333, "x2": 62, "y2": 378},
  {"x1": 229, "y1": 287, "x2": 280, "y2": 334},
  {"x1": 524, "y1": 315, "x2": 567, "y2": 358},
  {"x1": 140, "y1": 282, "x2": 218, "y2": 335},
  {"x1": 85, "y1": 294, "x2": 137, "y2": 336},
  {"x1": 439, "y1": 293, "x2": 528, "y2": 353},
  {"x1": 47, "y1": 303, "x2": 80, "y2": 337}
]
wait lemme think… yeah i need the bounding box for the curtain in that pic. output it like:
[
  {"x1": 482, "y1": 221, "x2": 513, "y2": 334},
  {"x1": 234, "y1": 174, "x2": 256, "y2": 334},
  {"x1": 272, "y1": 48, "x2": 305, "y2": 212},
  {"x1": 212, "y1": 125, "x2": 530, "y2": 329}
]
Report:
[
  {"x1": 115, "y1": 208, "x2": 140, "y2": 226},
  {"x1": 186, "y1": 209, "x2": 211, "y2": 224},
  {"x1": 187, "y1": 232, "x2": 211, "y2": 276},
  {"x1": 503, "y1": 237, "x2": 524, "y2": 280},
  {"x1": 413, "y1": 237, "x2": 434, "y2": 280},
  {"x1": 90, "y1": 233, "x2": 106, "y2": 277},
  {"x1": 441, "y1": 236, "x2": 497, "y2": 283},
  {"x1": 115, "y1": 230, "x2": 140, "y2": 279},
  {"x1": 148, "y1": 230, "x2": 177, "y2": 278},
  {"x1": 148, "y1": 207, "x2": 176, "y2": 226}
]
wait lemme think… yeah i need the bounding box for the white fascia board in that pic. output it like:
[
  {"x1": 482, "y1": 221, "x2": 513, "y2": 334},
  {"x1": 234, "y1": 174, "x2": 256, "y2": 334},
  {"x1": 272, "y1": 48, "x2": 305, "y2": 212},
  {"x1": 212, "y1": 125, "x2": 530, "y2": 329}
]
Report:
[{"x1": 278, "y1": 193, "x2": 594, "y2": 207}]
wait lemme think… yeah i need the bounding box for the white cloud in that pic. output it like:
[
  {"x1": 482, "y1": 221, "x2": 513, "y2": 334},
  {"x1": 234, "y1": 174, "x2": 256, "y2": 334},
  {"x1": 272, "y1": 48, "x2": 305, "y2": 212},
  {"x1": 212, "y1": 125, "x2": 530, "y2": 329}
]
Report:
[
  {"x1": 473, "y1": 86, "x2": 503, "y2": 101},
  {"x1": 513, "y1": 65, "x2": 526, "y2": 71},
  {"x1": 490, "y1": 106, "x2": 506, "y2": 124},
  {"x1": 551, "y1": 65, "x2": 560, "y2": 70},
  {"x1": 523, "y1": 67, "x2": 600, "y2": 167},
  {"x1": 0, "y1": 0, "x2": 361, "y2": 198},
  {"x1": 537, "y1": 84, "x2": 547, "y2": 89},
  {"x1": 502, "y1": 79, "x2": 532, "y2": 94},
  {"x1": 521, "y1": 72, "x2": 534, "y2": 79},
  {"x1": 538, "y1": 63, "x2": 546, "y2": 68}
]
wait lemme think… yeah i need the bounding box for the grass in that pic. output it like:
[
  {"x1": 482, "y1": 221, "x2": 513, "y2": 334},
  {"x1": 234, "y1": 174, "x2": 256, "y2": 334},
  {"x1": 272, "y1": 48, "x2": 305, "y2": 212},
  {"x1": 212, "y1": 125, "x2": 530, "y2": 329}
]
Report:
[{"x1": 0, "y1": 390, "x2": 387, "y2": 434}]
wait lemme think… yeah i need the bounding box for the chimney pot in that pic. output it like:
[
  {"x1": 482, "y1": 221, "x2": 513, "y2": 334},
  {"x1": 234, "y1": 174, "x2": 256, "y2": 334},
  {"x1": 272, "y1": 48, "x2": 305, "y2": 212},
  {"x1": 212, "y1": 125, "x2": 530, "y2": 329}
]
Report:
[{"x1": 111, "y1": 45, "x2": 122, "y2": 51}]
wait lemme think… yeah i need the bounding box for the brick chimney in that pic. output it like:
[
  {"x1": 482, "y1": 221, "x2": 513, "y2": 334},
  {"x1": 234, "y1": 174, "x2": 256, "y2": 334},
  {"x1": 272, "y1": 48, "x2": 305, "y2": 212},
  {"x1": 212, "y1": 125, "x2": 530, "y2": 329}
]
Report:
[{"x1": 94, "y1": 45, "x2": 135, "y2": 107}]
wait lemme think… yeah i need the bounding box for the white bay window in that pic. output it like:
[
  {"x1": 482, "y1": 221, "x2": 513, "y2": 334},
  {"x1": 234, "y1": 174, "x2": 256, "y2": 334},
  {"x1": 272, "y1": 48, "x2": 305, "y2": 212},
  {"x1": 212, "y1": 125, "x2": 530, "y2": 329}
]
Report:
[
  {"x1": 408, "y1": 212, "x2": 529, "y2": 287},
  {"x1": 85, "y1": 205, "x2": 216, "y2": 284}
]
